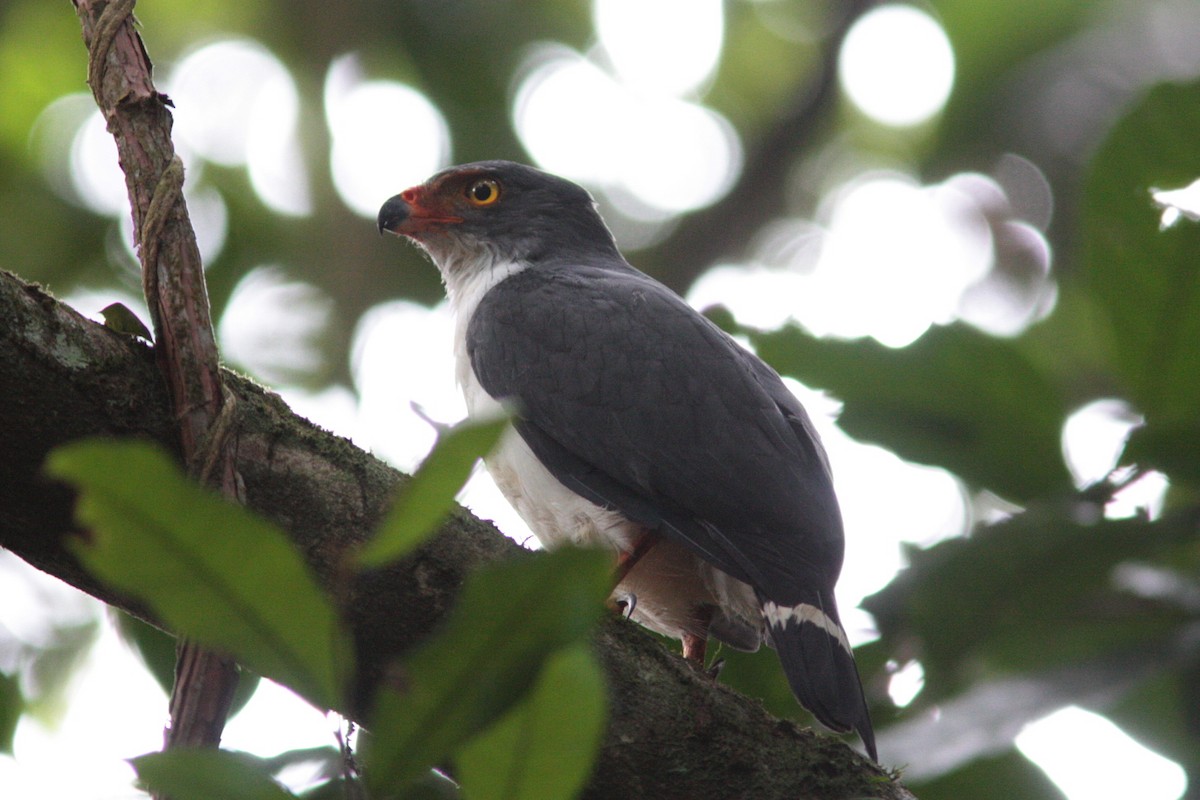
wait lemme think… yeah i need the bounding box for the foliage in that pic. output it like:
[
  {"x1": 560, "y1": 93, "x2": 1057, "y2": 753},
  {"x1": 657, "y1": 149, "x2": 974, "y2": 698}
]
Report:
[
  {"x1": 48, "y1": 439, "x2": 355, "y2": 712},
  {"x1": 45, "y1": 434, "x2": 609, "y2": 799},
  {"x1": 3, "y1": 0, "x2": 1200, "y2": 798},
  {"x1": 357, "y1": 413, "x2": 510, "y2": 568},
  {"x1": 713, "y1": 77, "x2": 1200, "y2": 793}
]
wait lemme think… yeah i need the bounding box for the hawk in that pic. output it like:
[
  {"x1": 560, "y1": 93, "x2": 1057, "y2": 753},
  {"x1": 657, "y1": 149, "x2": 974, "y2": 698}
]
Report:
[{"x1": 379, "y1": 161, "x2": 876, "y2": 760}]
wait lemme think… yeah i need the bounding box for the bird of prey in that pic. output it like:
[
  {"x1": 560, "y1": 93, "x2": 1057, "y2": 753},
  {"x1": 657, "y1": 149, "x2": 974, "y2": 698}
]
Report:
[{"x1": 378, "y1": 161, "x2": 876, "y2": 760}]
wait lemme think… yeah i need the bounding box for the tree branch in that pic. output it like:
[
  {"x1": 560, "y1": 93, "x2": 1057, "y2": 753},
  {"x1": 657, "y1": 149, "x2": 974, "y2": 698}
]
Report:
[{"x1": 0, "y1": 269, "x2": 911, "y2": 799}]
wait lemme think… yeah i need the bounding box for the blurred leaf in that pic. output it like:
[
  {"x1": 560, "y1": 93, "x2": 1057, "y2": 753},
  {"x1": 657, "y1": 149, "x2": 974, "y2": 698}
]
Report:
[
  {"x1": 0, "y1": 671, "x2": 21, "y2": 754},
  {"x1": 47, "y1": 439, "x2": 353, "y2": 711},
  {"x1": 1122, "y1": 421, "x2": 1200, "y2": 487},
  {"x1": 0, "y1": 1, "x2": 83, "y2": 153},
  {"x1": 930, "y1": 0, "x2": 1088, "y2": 172},
  {"x1": 251, "y1": 745, "x2": 342, "y2": 781},
  {"x1": 932, "y1": 0, "x2": 1083, "y2": 103},
  {"x1": 875, "y1": 649, "x2": 1157, "y2": 779},
  {"x1": 1083, "y1": 79, "x2": 1200, "y2": 424},
  {"x1": 23, "y1": 617, "x2": 101, "y2": 723},
  {"x1": 456, "y1": 643, "x2": 607, "y2": 800},
  {"x1": 132, "y1": 748, "x2": 298, "y2": 800},
  {"x1": 1101, "y1": 669, "x2": 1200, "y2": 777},
  {"x1": 363, "y1": 548, "x2": 611, "y2": 797},
  {"x1": 114, "y1": 612, "x2": 261, "y2": 717},
  {"x1": 866, "y1": 510, "x2": 1196, "y2": 689},
  {"x1": 749, "y1": 323, "x2": 1071, "y2": 501},
  {"x1": 908, "y1": 749, "x2": 1068, "y2": 800},
  {"x1": 358, "y1": 413, "x2": 509, "y2": 568},
  {"x1": 113, "y1": 612, "x2": 179, "y2": 696}
]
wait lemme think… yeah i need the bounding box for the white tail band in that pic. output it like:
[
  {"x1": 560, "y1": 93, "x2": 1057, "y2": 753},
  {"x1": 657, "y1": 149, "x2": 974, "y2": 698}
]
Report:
[{"x1": 763, "y1": 600, "x2": 852, "y2": 655}]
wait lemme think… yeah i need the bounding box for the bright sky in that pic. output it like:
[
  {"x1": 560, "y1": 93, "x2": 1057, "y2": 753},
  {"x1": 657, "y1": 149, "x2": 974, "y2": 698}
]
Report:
[{"x1": 5, "y1": 3, "x2": 1186, "y2": 798}]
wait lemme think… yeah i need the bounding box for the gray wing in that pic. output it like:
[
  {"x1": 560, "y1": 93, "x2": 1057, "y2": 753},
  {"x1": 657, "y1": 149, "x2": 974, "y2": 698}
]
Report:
[{"x1": 466, "y1": 261, "x2": 845, "y2": 604}]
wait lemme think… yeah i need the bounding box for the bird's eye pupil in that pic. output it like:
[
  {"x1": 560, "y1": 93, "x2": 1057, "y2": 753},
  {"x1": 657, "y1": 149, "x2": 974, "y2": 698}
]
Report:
[{"x1": 468, "y1": 179, "x2": 500, "y2": 205}]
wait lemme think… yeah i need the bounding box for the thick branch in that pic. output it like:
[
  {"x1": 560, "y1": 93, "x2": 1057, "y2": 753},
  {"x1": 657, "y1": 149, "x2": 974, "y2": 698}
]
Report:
[{"x1": 0, "y1": 270, "x2": 911, "y2": 799}]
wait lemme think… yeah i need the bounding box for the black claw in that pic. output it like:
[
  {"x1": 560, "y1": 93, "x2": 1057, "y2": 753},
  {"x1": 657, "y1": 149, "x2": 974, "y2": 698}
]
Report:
[{"x1": 614, "y1": 593, "x2": 637, "y2": 619}]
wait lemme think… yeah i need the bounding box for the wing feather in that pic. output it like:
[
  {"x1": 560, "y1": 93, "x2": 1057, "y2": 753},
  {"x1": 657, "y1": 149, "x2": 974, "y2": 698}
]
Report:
[{"x1": 467, "y1": 261, "x2": 844, "y2": 603}]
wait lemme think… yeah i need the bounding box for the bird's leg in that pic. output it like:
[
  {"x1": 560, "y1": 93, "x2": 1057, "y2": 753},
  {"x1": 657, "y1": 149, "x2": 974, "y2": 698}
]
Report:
[
  {"x1": 609, "y1": 530, "x2": 660, "y2": 617},
  {"x1": 613, "y1": 529, "x2": 661, "y2": 586},
  {"x1": 681, "y1": 604, "x2": 715, "y2": 667}
]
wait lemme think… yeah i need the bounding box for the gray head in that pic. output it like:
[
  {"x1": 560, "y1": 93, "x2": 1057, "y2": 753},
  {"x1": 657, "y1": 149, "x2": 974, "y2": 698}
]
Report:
[{"x1": 378, "y1": 161, "x2": 620, "y2": 275}]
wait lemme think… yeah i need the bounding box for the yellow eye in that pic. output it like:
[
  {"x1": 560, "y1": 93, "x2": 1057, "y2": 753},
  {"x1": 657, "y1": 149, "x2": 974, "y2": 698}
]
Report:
[{"x1": 466, "y1": 179, "x2": 501, "y2": 207}]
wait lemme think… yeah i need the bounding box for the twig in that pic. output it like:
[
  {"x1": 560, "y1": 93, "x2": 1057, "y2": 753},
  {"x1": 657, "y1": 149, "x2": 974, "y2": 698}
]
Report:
[{"x1": 73, "y1": 0, "x2": 242, "y2": 767}]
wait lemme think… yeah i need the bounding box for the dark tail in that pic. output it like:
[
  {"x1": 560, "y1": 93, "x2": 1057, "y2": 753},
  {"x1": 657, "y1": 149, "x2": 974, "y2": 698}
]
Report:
[{"x1": 761, "y1": 588, "x2": 877, "y2": 762}]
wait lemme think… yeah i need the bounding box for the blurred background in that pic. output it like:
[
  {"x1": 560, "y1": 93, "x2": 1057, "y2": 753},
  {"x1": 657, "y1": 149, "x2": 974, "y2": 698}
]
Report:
[{"x1": 2, "y1": 0, "x2": 1199, "y2": 797}]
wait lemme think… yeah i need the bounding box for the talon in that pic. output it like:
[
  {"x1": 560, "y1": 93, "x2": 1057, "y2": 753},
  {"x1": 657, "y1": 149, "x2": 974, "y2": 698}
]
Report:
[
  {"x1": 706, "y1": 658, "x2": 725, "y2": 680},
  {"x1": 609, "y1": 593, "x2": 638, "y2": 619}
]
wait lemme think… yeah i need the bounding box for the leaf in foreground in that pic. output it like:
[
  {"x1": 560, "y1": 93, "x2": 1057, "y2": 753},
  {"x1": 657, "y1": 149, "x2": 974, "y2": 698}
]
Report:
[
  {"x1": 113, "y1": 611, "x2": 261, "y2": 716},
  {"x1": 47, "y1": 438, "x2": 353, "y2": 711},
  {"x1": 132, "y1": 749, "x2": 298, "y2": 800},
  {"x1": 358, "y1": 413, "x2": 509, "y2": 567},
  {"x1": 364, "y1": 547, "x2": 611, "y2": 797},
  {"x1": 456, "y1": 642, "x2": 607, "y2": 800}
]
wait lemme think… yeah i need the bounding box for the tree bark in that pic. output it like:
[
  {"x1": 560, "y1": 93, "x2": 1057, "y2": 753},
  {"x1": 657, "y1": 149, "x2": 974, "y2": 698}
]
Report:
[{"x1": 0, "y1": 269, "x2": 911, "y2": 799}]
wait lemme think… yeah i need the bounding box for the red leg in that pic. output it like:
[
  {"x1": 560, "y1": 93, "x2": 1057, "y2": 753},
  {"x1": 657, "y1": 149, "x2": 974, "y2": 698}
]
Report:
[
  {"x1": 613, "y1": 529, "x2": 661, "y2": 587},
  {"x1": 608, "y1": 531, "x2": 659, "y2": 618},
  {"x1": 681, "y1": 605, "x2": 714, "y2": 666}
]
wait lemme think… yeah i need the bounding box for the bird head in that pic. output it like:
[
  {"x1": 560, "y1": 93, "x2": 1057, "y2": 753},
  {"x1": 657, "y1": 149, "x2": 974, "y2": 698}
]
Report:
[{"x1": 378, "y1": 161, "x2": 620, "y2": 276}]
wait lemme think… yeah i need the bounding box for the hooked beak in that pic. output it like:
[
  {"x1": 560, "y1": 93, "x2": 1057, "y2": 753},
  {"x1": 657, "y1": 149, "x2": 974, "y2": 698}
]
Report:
[{"x1": 377, "y1": 186, "x2": 463, "y2": 237}]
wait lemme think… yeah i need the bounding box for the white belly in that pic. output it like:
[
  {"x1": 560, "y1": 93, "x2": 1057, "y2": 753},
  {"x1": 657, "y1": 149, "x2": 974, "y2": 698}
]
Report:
[{"x1": 458, "y1": 354, "x2": 642, "y2": 554}]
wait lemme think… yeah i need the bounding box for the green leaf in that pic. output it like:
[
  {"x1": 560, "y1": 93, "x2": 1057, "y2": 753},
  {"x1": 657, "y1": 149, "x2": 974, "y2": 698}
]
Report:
[
  {"x1": 100, "y1": 301, "x2": 152, "y2": 341},
  {"x1": 876, "y1": 648, "x2": 1164, "y2": 780},
  {"x1": 1083, "y1": 79, "x2": 1200, "y2": 424},
  {"x1": 47, "y1": 439, "x2": 353, "y2": 711},
  {"x1": 456, "y1": 643, "x2": 607, "y2": 800},
  {"x1": 364, "y1": 547, "x2": 611, "y2": 797},
  {"x1": 23, "y1": 617, "x2": 100, "y2": 723},
  {"x1": 132, "y1": 749, "x2": 298, "y2": 800},
  {"x1": 749, "y1": 323, "x2": 1071, "y2": 501},
  {"x1": 114, "y1": 612, "x2": 262, "y2": 717},
  {"x1": 0, "y1": 670, "x2": 21, "y2": 754},
  {"x1": 1122, "y1": 421, "x2": 1200, "y2": 487},
  {"x1": 113, "y1": 612, "x2": 179, "y2": 696},
  {"x1": 865, "y1": 510, "x2": 1196, "y2": 691},
  {"x1": 358, "y1": 413, "x2": 509, "y2": 568},
  {"x1": 1103, "y1": 670, "x2": 1200, "y2": 777}
]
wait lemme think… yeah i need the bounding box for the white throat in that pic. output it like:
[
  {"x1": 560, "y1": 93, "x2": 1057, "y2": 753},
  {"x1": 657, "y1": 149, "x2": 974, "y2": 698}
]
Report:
[{"x1": 435, "y1": 250, "x2": 530, "y2": 415}]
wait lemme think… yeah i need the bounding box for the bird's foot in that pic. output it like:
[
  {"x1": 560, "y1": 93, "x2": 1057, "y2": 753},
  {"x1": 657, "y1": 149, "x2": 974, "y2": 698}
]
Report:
[{"x1": 609, "y1": 592, "x2": 637, "y2": 620}]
